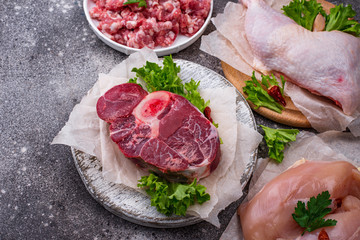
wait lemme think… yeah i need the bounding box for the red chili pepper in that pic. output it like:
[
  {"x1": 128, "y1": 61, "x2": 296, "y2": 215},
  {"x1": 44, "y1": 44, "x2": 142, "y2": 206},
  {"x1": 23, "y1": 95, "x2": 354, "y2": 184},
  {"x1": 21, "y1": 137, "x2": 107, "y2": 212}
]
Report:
[
  {"x1": 204, "y1": 106, "x2": 213, "y2": 123},
  {"x1": 318, "y1": 229, "x2": 329, "y2": 240},
  {"x1": 268, "y1": 85, "x2": 286, "y2": 107}
]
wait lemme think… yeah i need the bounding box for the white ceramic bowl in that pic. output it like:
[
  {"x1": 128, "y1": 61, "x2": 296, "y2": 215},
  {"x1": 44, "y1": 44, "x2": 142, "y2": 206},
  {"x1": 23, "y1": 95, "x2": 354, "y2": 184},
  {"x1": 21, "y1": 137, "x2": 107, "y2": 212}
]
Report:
[{"x1": 83, "y1": 0, "x2": 213, "y2": 56}]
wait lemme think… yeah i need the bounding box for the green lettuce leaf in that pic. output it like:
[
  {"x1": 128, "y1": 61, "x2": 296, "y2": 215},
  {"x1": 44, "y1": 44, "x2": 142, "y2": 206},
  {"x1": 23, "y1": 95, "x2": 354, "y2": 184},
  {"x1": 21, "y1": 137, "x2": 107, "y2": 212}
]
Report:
[
  {"x1": 138, "y1": 173, "x2": 210, "y2": 216},
  {"x1": 129, "y1": 55, "x2": 210, "y2": 113},
  {"x1": 282, "y1": 0, "x2": 325, "y2": 31},
  {"x1": 184, "y1": 79, "x2": 210, "y2": 112},
  {"x1": 325, "y1": 4, "x2": 360, "y2": 37},
  {"x1": 260, "y1": 125, "x2": 299, "y2": 163},
  {"x1": 283, "y1": 0, "x2": 360, "y2": 36},
  {"x1": 243, "y1": 72, "x2": 284, "y2": 113}
]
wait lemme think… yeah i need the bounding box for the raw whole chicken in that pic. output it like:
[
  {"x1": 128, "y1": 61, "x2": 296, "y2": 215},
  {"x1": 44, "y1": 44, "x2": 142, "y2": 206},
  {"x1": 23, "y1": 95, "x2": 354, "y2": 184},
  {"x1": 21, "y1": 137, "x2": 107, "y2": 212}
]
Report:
[
  {"x1": 238, "y1": 160, "x2": 360, "y2": 240},
  {"x1": 242, "y1": 0, "x2": 360, "y2": 115}
]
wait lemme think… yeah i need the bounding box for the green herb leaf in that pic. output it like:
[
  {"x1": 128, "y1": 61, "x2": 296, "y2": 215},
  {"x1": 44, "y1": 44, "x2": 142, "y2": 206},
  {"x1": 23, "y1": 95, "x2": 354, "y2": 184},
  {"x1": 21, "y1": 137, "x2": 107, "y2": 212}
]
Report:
[
  {"x1": 138, "y1": 173, "x2": 210, "y2": 216},
  {"x1": 260, "y1": 125, "x2": 299, "y2": 163},
  {"x1": 128, "y1": 77, "x2": 138, "y2": 84},
  {"x1": 123, "y1": 0, "x2": 147, "y2": 8},
  {"x1": 280, "y1": 75, "x2": 286, "y2": 95},
  {"x1": 184, "y1": 79, "x2": 210, "y2": 112},
  {"x1": 243, "y1": 72, "x2": 284, "y2": 113},
  {"x1": 131, "y1": 56, "x2": 183, "y2": 94},
  {"x1": 211, "y1": 122, "x2": 223, "y2": 144},
  {"x1": 282, "y1": 0, "x2": 325, "y2": 31},
  {"x1": 130, "y1": 55, "x2": 210, "y2": 113},
  {"x1": 282, "y1": 0, "x2": 360, "y2": 36},
  {"x1": 325, "y1": 4, "x2": 360, "y2": 37},
  {"x1": 261, "y1": 74, "x2": 286, "y2": 95},
  {"x1": 292, "y1": 191, "x2": 337, "y2": 235}
]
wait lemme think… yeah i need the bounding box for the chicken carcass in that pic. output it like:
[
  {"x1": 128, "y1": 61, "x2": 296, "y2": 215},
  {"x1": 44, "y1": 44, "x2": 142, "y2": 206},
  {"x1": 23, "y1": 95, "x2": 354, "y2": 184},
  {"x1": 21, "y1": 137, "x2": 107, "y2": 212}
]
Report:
[
  {"x1": 239, "y1": 160, "x2": 360, "y2": 240},
  {"x1": 242, "y1": 0, "x2": 360, "y2": 115}
]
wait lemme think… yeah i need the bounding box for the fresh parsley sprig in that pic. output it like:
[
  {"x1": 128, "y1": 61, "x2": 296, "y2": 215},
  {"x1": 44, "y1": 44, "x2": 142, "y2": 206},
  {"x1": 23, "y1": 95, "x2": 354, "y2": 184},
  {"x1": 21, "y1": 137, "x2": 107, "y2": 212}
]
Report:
[
  {"x1": 138, "y1": 173, "x2": 210, "y2": 216},
  {"x1": 124, "y1": 0, "x2": 147, "y2": 8},
  {"x1": 260, "y1": 125, "x2": 299, "y2": 163},
  {"x1": 292, "y1": 191, "x2": 337, "y2": 235}
]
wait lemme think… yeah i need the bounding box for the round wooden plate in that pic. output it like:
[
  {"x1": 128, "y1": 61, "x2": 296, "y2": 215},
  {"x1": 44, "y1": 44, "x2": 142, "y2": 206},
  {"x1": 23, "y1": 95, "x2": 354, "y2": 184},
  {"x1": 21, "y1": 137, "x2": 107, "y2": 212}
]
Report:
[{"x1": 221, "y1": 0, "x2": 335, "y2": 128}]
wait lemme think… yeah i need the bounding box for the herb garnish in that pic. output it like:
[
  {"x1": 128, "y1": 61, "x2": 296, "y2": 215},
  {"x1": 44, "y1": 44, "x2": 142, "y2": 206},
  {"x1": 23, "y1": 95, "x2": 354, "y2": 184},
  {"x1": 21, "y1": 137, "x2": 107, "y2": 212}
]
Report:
[
  {"x1": 260, "y1": 125, "x2": 299, "y2": 163},
  {"x1": 129, "y1": 55, "x2": 210, "y2": 113},
  {"x1": 282, "y1": 0, "x2": 325, "y2": 31},
  {"x1": 282, "y1": 0, "x2": 360, "y2": 36},
  {"x1": 124, "y1": 0, "x2": 147, "y2": 8},
  {"x1": 243, "y1": 72, "x2": 286, "y2": 113},
  {"x1": 325, "y1": 4, "x2": 360, "y2": 36},
  {"x1": 292, "y1": 191, "x2": 337, "y2": 235},
  {"x1": 138, "y1": 173, "x2": 210, "y2": 216}
]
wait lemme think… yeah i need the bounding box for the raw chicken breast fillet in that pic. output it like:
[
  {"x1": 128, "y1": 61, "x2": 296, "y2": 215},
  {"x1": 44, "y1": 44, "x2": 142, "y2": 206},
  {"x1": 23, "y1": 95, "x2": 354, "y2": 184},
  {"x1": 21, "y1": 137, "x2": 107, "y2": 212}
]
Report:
[
  {"x1": 242, "y1": 0, "x2": 360, "y2": 115},
  {"x1": 239, "y1": 160, "x2": 360, "y2": 240}
]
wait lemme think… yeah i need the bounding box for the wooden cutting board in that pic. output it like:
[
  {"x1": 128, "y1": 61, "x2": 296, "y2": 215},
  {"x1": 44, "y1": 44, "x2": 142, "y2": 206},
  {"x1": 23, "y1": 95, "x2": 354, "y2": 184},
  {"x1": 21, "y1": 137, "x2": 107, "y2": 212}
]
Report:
[
  {"x1": 222, "y1": 62, "x2": 311, "y2": 128},
  {"x1": 221, "y1": 0, "x2": 335, "y2": 128}
]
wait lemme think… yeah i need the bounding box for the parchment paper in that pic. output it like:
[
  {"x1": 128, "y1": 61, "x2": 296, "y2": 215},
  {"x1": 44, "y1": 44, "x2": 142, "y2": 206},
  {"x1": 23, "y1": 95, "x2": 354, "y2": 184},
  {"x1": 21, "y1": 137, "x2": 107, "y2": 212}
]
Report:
[
  {"x1": 52, "y1": 48, "x2": 263, "y2": 227},
  {"x1": 220, "y1": 130, "x2": 360, "y2": 239},
  {"x1": 200, "y1": 0, "x2": 360, "y2": 136}
]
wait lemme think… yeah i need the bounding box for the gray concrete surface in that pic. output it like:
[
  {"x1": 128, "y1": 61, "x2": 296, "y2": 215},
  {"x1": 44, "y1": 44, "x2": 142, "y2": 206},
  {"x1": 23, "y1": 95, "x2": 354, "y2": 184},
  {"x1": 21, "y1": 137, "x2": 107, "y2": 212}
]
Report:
[{"x1": 1, "y1": 0, "x2": 359, "y2": 239}]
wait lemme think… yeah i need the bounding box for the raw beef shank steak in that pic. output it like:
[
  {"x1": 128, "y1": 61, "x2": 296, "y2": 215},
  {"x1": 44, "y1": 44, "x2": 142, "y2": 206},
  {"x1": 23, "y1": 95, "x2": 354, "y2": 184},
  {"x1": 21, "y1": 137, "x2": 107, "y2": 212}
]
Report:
[{"x1": 97, "y1": 83, "x2": 221, "y2": 182}]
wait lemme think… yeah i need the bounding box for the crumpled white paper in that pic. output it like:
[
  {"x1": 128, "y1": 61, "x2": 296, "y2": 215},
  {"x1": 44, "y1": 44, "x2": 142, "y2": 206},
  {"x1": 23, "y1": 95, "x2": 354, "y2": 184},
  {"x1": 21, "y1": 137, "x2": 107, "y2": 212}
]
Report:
[
  {"x1": 200, "y1": 0, "x2": 360, "y2": 136},
  {"x1": 52, "y1": 48, "x2": 263, "y2": 227},
  {"x1": 220, "y1": 130, "x2": 360, "y2": 239}
]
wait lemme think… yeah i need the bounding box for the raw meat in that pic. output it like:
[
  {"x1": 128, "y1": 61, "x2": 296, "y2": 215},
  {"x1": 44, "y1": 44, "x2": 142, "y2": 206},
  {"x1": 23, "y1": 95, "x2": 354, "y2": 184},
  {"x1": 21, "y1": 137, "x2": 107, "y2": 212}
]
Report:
[
  {"x1": 97, "y1": 83, "x2": 220, "y2": 182},
  {"x1": 242, "y1": 0, "x2": 360, "y2": 115},
  {"x1": 90, "y1": 0, "x2": 211, "y2": 49},
  {"x1": 179, "y1": 0, "x2": 211, "y2": 36},
  {"x1": 239, "y1": 160, "x2": 360, "y2": 240}
]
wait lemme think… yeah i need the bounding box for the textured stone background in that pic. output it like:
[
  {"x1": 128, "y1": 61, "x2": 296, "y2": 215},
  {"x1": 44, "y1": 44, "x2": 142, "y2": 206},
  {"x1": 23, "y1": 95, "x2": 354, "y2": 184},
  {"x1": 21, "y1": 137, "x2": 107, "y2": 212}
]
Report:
[{"x1": 1, "y1": 0, "x2": 359, "y2": 239}]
